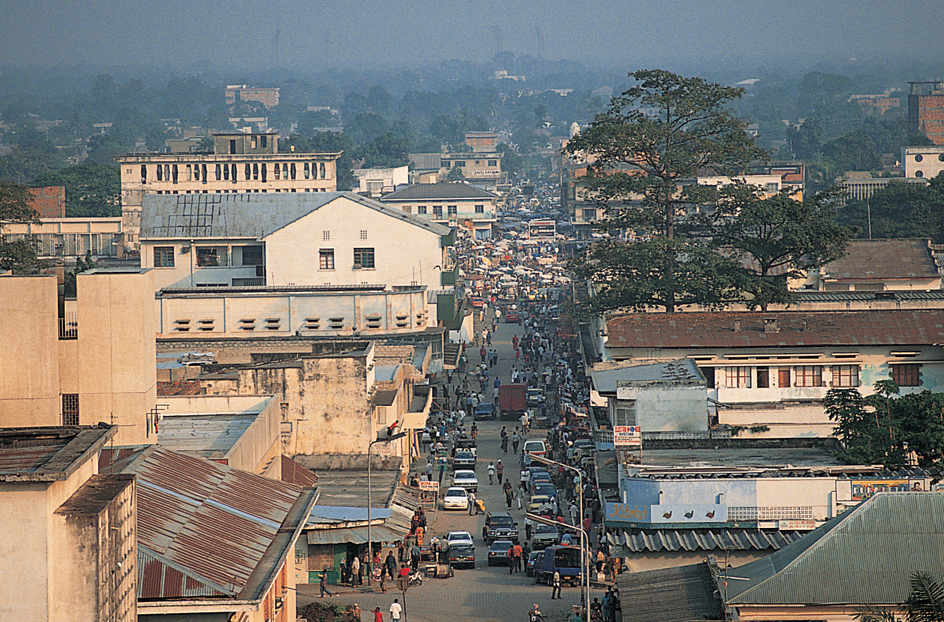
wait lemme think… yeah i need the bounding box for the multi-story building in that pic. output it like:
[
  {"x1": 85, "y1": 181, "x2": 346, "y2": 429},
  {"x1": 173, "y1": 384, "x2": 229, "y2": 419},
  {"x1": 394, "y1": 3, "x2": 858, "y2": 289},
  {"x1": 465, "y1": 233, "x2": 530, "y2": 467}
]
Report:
[
  {"x1": 115, "y1": 132, "x2": 341, "y2": 250},
  {"x1": 908, "y1": 81, "x2": 944, "y2": 145},
  {"x1": 353, "y1": 165, "x2": 409, "y2": 196},
  {"x1": 1, "y1": 217, "x2": 124, "y2": 259},
  {"x1": 380, "y1": 182, "x2": 499, "y2": 239},
  {"x1": 225, "y1": 84, "x2": 281, "y2": 109},
  {"x1": 901, "y1": 145, "x2": 944, "y2": 179},
  {"x1": 441, "y1": 151, "x2": 503, "y2": 191},
  {"x1": 0, "y1": 270, "x2": 156, "y2": 446},
  {"x1": 838, "y1": 173, "x2": 928, "y2": 204},
  {"x1": 27, "y1": 186, "x2": 66, "y2": 218}
]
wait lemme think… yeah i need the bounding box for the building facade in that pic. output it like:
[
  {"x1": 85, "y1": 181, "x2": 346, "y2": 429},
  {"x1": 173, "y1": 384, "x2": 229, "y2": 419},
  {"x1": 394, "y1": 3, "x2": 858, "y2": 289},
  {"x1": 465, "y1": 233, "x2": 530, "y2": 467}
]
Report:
[
  {"x1": 908, "y1": 81, "x2": 944, "y2": 145},
  {"x1": 380, "y1": 182, "x2": 498, "y2": 239},
  {"x1": 902, "y1": 145, "x2": 944, "y2": 179},
  {"x1": 225, "y1": 84, "x2": 281, "y2": 109},
  {"x1": 115, "y1": 132, "x2": 340, "y2": 250},
  {"x1": 1, "y1": 217, "x2": 124, "y2": 259}
]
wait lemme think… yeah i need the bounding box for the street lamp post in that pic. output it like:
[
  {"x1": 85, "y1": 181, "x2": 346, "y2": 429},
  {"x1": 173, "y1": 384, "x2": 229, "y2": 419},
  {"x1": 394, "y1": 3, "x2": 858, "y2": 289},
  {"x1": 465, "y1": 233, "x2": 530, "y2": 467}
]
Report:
[
  {"x1": 527, "y1": 453, "x2": 588, "y2": 605},
  {"x1": 527, "y1": 512, "x2": 591, "y2": 620},
  {"x1": 367, "y1": 432, "x2": 407, "y2": 585}
]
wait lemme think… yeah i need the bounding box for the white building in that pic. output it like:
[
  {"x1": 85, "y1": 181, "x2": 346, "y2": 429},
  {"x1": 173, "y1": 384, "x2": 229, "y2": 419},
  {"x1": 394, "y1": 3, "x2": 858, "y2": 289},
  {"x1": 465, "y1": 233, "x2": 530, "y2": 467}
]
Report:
[
  {"x1": 902, "y1": 145, "x2": 944, "y2": 180},
  {"x1": 353, "y1": 165, "x2": 409, "y2": 197},
  {"x1": 380, "y1": 182, "x2": 499, "y2": 239}
]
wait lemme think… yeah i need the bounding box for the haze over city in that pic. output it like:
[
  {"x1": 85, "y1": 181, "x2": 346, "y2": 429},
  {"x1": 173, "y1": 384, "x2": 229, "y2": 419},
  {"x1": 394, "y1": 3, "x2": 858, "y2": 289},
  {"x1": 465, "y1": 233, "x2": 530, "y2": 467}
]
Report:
[{"x1": 2, "y1": 0, "x2": 943, "y2": 70}]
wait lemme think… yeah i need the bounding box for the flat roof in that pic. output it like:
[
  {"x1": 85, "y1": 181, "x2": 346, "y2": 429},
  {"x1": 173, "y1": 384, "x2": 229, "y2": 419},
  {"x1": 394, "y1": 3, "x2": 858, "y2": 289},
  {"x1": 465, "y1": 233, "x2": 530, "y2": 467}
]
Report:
[
  {"x1": 157, "y1": 412, "x2": 258, "y2": 459},
  {"x1": 0, "y1": 424, "x2": 116, "y2": 482}
]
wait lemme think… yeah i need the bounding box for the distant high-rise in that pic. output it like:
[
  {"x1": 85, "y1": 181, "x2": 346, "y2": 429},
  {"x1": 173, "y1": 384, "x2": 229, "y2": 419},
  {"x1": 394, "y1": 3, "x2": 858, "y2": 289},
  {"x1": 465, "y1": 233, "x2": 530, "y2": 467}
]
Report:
[{"x1": 908, "y1": 81, "x2": 944, "y2": 145}]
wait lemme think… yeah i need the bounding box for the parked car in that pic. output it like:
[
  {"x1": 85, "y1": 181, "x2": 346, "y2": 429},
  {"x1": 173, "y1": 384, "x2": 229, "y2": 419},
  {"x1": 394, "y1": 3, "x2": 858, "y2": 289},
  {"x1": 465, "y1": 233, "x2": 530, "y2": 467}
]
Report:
[
  {"x1": 531, "y1": 482, "x2": 557, "y2": 498},
  {"x1": 452, "y1": 469, "x2": 479, "y2": 493},
  {"x1": 569, "y1": 438, "x2": 595, "y2": 461},
  {"x1": 522, "y1": 439, "x2": 548, "y2": 457},
  {"x1": 447, "y1": 543, "x2": 476, "y2": 569},
  {"x1": 442, "y1": 487, "x2": 470, "y2": 511},
  {"x1": 452, "y1": 450, "x2": 476, "y2": 469},
  {"x1": 474, "y1": 403, "x2": 496, "y2": 420},
  {"x1": 526, "y1": 388, "x2": 545, "y2": 406},
  {"x1": 526, "y1": 550, "x2": 542, "y2": 576},
  {"x1": 487, "y1": 539, "x2": 515, "y2": 566},
  {"x1": 526, "y1": 495, "x2": 551, "y2": 514},
  {"x1": 483, "y1": 512, "x2": 519, "y2": 544},
  {"x1": 444, "y1": 530, "x2": 475, "y2": 549},
  {"x1": 470, "y1": 297, "x2": 484, "y2": 308},
  {"x1": 531, "y1": 523, "x2": 560, "y2": 549}
]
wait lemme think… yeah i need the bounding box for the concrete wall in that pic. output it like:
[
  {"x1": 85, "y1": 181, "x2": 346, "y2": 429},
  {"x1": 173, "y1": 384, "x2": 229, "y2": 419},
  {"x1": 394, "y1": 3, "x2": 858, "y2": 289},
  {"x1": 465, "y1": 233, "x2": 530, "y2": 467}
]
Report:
[
  {"x1": 0, "y1": 276, "x2": 61, "y2": 425},
  {"x1": 616, "y1": 383, "x2": 707, "y2": 432}
]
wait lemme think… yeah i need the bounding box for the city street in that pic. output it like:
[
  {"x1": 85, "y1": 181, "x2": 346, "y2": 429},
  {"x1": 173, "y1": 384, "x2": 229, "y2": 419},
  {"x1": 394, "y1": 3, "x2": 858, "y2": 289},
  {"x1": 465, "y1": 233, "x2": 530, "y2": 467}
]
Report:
[{"x1": 302, "y1": 307, "x2": 584, "y2": 622}]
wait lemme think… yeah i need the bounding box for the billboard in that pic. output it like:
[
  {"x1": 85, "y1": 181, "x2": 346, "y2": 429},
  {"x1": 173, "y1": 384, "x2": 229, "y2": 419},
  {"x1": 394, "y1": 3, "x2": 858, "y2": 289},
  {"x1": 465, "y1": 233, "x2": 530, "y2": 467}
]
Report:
[{"x1": 613, "y1": 425, "x2": 641, "y2": 448}]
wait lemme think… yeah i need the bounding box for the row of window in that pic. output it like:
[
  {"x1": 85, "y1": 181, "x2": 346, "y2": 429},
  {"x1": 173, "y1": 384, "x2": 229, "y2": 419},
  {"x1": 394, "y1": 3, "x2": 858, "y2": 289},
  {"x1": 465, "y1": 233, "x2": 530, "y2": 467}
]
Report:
[
  {"x1": 153, "y1": 245, "x2": 263, "y2": 268},
  {"x1": 153, "y1": 188, "x2": 328, "y2": 195},
  {"x1": 716, "y1": 364, "x2": 921, "y2": 389},
  {"x1": 142, "y1": 161, "x2": 329, "y2": 185},
  {"x1": 319, "y1": 247, "x2": 375, "y2": 270},
  {"x1": 407, "y1": 204, "x2": 485, "y2": 217},
  {"x1": 446, "y1": 159, "x2": 498, "y2": 167}
]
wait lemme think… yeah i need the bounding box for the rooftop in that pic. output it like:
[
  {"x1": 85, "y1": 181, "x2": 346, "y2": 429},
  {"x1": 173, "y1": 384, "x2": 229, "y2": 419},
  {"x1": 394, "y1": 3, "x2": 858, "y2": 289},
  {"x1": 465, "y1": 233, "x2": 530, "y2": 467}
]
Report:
[
  {"x1": 607, "y1": 309, "x2": 944, "y2": 350},
  {"x1": 157, "y1": 412, "x2": 259, "y2": 459},
  {"x1": 823, "y1": 238, "x2": 939, "y2": 281},
  {"x1": 381, "y1": 182, "x2": 497, "y2": 201},
  {"x1": 591, "y1": 358, "x2": 706, "y2": 393},
  {"x1": 55, "y1": 474, "x2": 135, "y2": 516},
  {"x1": 615, "y1": 562, "x2": 723, "y2": 622},
  {"x1": 0, "y1": 424, "x2": 116, "y2": 482}
]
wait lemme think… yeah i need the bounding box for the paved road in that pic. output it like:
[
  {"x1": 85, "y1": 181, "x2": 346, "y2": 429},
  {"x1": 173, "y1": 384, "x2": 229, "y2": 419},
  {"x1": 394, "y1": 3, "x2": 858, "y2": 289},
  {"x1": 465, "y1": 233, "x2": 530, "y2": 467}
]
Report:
[{"x1": 302, "y1": 308, "x2": 588, "y2": 622}]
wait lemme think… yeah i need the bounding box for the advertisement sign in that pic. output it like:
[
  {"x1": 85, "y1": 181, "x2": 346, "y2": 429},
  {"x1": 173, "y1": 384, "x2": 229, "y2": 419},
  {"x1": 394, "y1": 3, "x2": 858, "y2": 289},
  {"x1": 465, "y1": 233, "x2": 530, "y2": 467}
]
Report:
[
  {"x1": 850, "y1": 479, "x2": 912, "y2": 500},
  {"x1": 779, "y1": 519, "x2": 816, "y2": 531},
  {"x1": 604, "y1": 502, "x2": 728, "y2": 527},
  {"x1": 613, "y1": 426, "x2": 641, "y2": 448},
  {"x1": 419, "y1": 481, "x2": 439, "y2": 492}
]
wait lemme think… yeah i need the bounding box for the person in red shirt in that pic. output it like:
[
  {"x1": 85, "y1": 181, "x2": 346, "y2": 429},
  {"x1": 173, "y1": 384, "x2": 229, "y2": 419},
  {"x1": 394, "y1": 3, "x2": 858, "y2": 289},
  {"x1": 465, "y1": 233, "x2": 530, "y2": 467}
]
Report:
[{"x1": 374, "y1": 607, "x2": 383, "y2": 622}]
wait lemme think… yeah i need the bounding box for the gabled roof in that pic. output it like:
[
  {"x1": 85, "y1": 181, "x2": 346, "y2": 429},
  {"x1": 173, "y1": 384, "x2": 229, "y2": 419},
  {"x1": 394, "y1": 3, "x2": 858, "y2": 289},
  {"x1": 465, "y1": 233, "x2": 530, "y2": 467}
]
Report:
[
  {"x1": 99, "y1": 446, "x2": 316, "y2": 603},
  {"x1": 381, "y1": 182, "x2": 497, "y2": 201},
  {"x1": 726, "y1": 492, "x2": 944, "y2": 606},
  {"x1": 607, "y1": 310, "x2": 944, "y2": 350},
  {"x1": 824, "y1": 238, "x2": 939, "y2": 281},
  {"x1": 140, "y1": 191, "x2": 450, "y2": 240},
  {"x1": 616, "y1": 562, "x2": 724, "y2": 622}
]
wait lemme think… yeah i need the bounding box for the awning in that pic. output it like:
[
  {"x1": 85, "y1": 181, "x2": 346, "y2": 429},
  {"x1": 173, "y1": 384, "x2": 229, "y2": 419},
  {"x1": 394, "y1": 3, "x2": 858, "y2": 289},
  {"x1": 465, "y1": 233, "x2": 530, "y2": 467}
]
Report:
[{"x1": 306, "y1": 503, "x2": 414, "y2": 546}]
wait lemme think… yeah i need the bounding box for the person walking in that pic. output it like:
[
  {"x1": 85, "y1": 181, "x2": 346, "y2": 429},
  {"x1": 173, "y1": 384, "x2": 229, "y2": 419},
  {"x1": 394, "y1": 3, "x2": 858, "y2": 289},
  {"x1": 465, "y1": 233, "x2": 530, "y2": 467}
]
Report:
[
  {"x1": 374, "y1": 607, "x2": 383, "y2": 622},
  {"x1": 496, "y1": 461, "x2": 504, "y2": 484},
  {"x1": 468, "y1": 491, "x2": 477, "y2": 515},
  {"x1": 390, "y1": 599, "x2": 402, "y2": 622},
  {"x1": 551, "y1": 570, "x2": 562, "y2": 599},
  {"x1": 319, "y1": 570, "x2": 332, "y2": 598},
  {"x1": 487, "y1": 462, "x2": 495, "y2": 484},
  {"x1": 351, "y1": 554, "x2": 361, "y2": 586}
]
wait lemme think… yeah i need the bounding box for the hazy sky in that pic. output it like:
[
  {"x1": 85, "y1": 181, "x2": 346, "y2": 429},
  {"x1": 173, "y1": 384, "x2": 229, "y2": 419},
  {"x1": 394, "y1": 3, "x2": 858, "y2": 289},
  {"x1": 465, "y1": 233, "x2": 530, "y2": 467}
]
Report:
[{"x1": 2, "y1": 0, "x2": 942, "y2": 70}]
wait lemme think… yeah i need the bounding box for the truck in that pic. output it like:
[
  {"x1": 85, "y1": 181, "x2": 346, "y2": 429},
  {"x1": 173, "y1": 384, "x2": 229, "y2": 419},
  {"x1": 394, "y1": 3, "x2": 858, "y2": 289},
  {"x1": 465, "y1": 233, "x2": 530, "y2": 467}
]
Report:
[
  {"x1": 534, "y1": 545, "x2": 582, "y2": 586},
  {"x1": 498, "y1": 383, "x2": 527, "y2": 421}
]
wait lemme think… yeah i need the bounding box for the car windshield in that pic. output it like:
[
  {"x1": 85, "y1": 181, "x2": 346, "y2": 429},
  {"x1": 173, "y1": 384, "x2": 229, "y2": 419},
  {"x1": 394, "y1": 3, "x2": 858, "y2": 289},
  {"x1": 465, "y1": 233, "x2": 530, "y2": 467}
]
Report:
[
  {"x1": 455, "y1": 470, "x2": 475, "y2": 479},
  {"x1": 535, "y1": 524, "x2": 558, "y2": 534},
  {"x1": 445, "y1": 489, "x2": 465, "y2": 498},
  {"x1": 456, "y1": 451, "x2": 474, "y2": 459},
  {"x1": 489, "y1": 541, "x2": 513, "y2": 552},
  {"x1": 491, "y1": 515, "x2": 514, "y2": 527},
  {"x1": 524, "y1": 442, "x2": 543, "y2": 450},
  {"x1": 448, "y1": 531, "x2": 472, "y2": 540}
]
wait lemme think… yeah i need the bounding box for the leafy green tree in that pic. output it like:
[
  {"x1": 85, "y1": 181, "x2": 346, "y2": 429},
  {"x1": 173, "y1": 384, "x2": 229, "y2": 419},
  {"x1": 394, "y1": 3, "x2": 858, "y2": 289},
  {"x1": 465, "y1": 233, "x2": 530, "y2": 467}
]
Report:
[
  {"x1": 786, "y1": 118, "x2": 823, "y2": 160},
  {"x1": 712, "y1": 186, "x2": 850, "y2": 310},
  {"x1": 285, "y1": 132, "x2": 357, "y2": 190},
  {"x1": 0, "y1": 181, "x2": 41, "y2": 273},
  {"x1": 857, "y1": 572, "x2": 944, "y2": 622},
  {"x1": 29, "y1": 163, "x2": 120, "y2": 217},
  {"x1": 564, "y1": 69, "x2": 766, "y2": 312},
  {"x1": 63, "y1": 251, "x2": 96, "y2": 297},
  {"x1": 446, "y1": 166, "x2": 466, "y2": 182},
  {"x1": 836, "y1": 179, "x2": 944, "y2": 240},
  {"x1": 497, "y1": 143, "x2": 523, "y2": 177}
]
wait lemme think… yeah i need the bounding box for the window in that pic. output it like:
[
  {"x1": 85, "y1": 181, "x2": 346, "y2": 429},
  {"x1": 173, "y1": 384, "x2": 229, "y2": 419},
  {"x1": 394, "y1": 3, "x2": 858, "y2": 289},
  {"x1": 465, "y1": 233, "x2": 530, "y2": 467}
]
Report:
[
  {"x1": 353, "y1": 247, "x2": 375, "y2": 269},
  {"x1": 475, "y1": 204, "x2": 484, "y2": 214},
  {"x1": 915, "y1": 154, "x2": 924, "y2": 162},
  {"x1": 891, "y1": 363, "x2": 921, "y2": 387},
  {"x1": 765, "y1": 182, "x2": 779, "y2": 193},
  {"x1": 454, "y1": 160, "x2": 465, "y2": 168},
  {"x1": 241, "y1": 245, "x2": 263, "y2": 266},
  {"x1": 757, "y1": 366, "x2": 770, "y2": 388},
  {"x1": 831, "y1": 365, "x2": 860, "y2": 387},
  {"x1": 614, "y1": 400, "x2": 637, "y2": 426},
  {"x1": 583, "y1": 208, "x2": 597, "y2": 221},
  {"x1": 418, "y1": 206, "x2": 427, "y2": 214},
  {"x1": 488, "y1": 159, "x2": 497, "y2": 166},
  {"x1": 795, "y1": 366, "x2": 824, "y2": 387},
  {"x1": 447, "y1": 205, "x2": 457, "y2": 216},
  {"x1": 319, "y1": 249, "x2": 335, "y2": 270},
  {"x1": 196, "y1": 247, "x2": 223, "y2": 267},
  {"x1": 724, "y1": 367, "x2": 752, "y2": 388},
  {"x1": 62, "y1": 394, "x2": 79, "y2": 426},
  {"x1": 323, "y1": 231, "x2": 331, "y2": 241},
  {"x1": 360, "y1": 230, "x2": 368, "y2": 240},
  {"x1": 153, "y1": 246, "x2": 175, "y2": 268},
  {"x1": 433, "y1": 205, "x2": 443, "y2": 219},
  {"x1": 320, "y1": 162, "x2": 326, "y2": 179},
  {"x1": 916, "y1": 170, "x2": 924, "y2": 178}
]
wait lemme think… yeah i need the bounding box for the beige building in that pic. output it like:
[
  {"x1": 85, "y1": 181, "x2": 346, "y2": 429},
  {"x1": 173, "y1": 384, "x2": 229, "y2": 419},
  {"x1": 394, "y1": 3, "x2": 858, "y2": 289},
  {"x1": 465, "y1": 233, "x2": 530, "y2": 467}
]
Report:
[
  {"x1": 1, "y1": 217, "x2": 124, "y2": 259},
  {"x1": 0, "y1": 270, "x2": 155, "y2": 446},
  {"x1": 0, "y1": 425, "x2": 136, "y2": 622},
  {"x1": 353, "y1": 165, "x2": 409, "y2": 196},
  {"x1": 225, "y1": 84, "x2": 281, "y2": 109},
  {"x1": 811, "y1": 238, "x2": 943, "y2": 291},
  {"x1": 902, "y1": 145, "x2": 944, "y2": 179},
  {"x1": 380, "y1": 182, "x2": 499, "y2": 239},
  {"x1": 115, "y1": 132, "x2": 341, "y2": 250}
]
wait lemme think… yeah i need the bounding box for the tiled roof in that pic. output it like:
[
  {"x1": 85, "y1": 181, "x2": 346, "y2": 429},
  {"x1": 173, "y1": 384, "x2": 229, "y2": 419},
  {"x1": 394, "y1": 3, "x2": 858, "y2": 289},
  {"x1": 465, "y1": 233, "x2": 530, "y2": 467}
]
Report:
[
  {"x1": 100, "y1": 446, "x2": 316, "y2": 602},
  {"x1": 140, "y1": 191, "x2": 450, "y2": 240},
  {"x1": 726, "y1": 492, "x2": 944, "y2": 606},
  {"x1": 615, "y1": 562, "x2": 724, "y2": 622},
  {"x1": 825, "y1": 238, "x2": 939, "y2": 281},
  {"x1": 607, "y1": 309, "x2": 944, "y2": 349},
  {"x1": 381, "y1": 182, "x2": 497, "y2": 201}
]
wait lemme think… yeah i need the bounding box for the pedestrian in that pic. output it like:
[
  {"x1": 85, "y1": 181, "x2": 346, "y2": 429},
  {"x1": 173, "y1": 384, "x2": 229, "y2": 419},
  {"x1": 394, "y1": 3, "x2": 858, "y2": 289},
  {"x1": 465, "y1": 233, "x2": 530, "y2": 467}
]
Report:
[
  {"x1": 513, "y1": 542, "x2": 523, "y2": 573},
  {"x1": 487, "y1": 462, "x2": 495, "y2": 484},
  {"x1": 410, "y1": 543, "x2": 421, "y2": 572},
  {"x1": 351, "y1": 554, "x2": 361, "y2": 586},
  {"x1": 508, "y1": 545, "x2": 515, "y2": 574},
  {"x1": 390, "y1": 599, "x2": 403, "y2": 622},
  {"x1": 516, "y1": 484, "x2": 523, "y2": 509},
  {"x1": 468, "y1": 491, "x2": 477, "y2": 515},
  {"x1": 351, "y1": 603, "x2": 362, "y2": 622},
  {"x1": 512, "y1": 430, "x2": 520, "y2": 453},
  {"x1": 438, "y1": 461, "x2": 445, "y2": 483},
  {"x1": 496, "y1": 460, "x2": 504, "y2": 483},
  {"x1": 551, "y1": 570, "x2": 562, "y2": 599},
  {"x1": 386, "y1": 551, "x2": 397, "y2": 581},
  {"x1": 320, "y1": 570, "x2": 332, "y2": 598},
  {"x1": 374, "y1": 607, "x2": 383, "y2": 622}
]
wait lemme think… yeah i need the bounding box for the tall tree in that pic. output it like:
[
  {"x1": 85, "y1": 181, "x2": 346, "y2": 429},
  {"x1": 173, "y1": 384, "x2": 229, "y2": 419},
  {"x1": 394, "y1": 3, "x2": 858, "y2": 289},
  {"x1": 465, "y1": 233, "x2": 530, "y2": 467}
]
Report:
[
  {"x1": 0, "y1": 181, "x2": 41, "y2": 273},
  {"x1": 564, "y1": 69, "x2": 766, "y2": 312},
  {"x1": 29, "y1": 162, "x2": 120, "y2": 217}
]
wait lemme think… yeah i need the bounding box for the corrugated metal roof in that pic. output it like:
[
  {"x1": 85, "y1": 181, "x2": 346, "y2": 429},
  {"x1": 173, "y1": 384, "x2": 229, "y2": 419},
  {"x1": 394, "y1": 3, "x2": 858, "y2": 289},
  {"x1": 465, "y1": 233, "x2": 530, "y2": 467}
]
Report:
[
  {"x1": 140, "y1": 191, "x2": 450, "y2": 241},
  {"x1": 591, "y1": 358, "x2": 705, "y2": 393},
  {"x1": 0, "y1": 425, "x2": 116, "y2": 482},
  {"x1": 608, "y1": 528, "x2": 802, "y2": 553},
  {"x1": 796, "y1": 290, "x2": 944, "y2": 302},
  {"x1": 726, "y1": 492, "x2": 944, "y2": 606},
  {"x1": 607, "y1": 309, "x2": 944, "y2": 349},
  {"x1": 282, "y1": 455, "x2": 319, "y2": 487},
  {"x1": 100, "y1": 446, "x2": 311, "y2": 600},
  {"x1": 381, "y1": 182, "x2": 497, "y2": 201},
  {"x1": 615, "y1": 562, "x2": 723, "y2": 622},
  {"x1": 306, "y1": 503, "x2": 412, "y2": 545},
  {"x1": 825, "y1": 238, "x2": 938, "y2": 281}
]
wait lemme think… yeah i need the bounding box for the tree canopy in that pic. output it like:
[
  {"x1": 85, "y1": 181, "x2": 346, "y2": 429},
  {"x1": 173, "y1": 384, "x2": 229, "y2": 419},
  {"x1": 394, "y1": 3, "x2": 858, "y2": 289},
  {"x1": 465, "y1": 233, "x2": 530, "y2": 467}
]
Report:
[
  {"x1": 0, "y1": 181, "x2": 41, "y2": 273},
  {"x1": 29, "y1": 162, "x2": 120, "y2": 217}
]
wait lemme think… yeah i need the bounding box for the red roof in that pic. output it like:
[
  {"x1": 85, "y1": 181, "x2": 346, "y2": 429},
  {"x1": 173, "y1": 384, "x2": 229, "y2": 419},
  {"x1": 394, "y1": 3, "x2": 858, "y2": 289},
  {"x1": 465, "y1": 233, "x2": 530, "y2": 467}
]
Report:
[
  {"x1": 607, "y1": 310, "x2": 944, "y2": 350},
  {"x1": 825, "y1": 239, "x2": 938, "y2": 282}
]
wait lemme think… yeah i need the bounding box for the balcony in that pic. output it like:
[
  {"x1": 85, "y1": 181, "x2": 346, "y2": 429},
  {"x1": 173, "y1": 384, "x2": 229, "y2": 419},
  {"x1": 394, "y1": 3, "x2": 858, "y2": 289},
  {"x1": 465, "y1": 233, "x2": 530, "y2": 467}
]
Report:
[
  {"x1": 58, "y1": 313, "x2": 78, "y2": 340},
  {"x1": 440, "y1": 268, "x2": 457, "y2": 287}
]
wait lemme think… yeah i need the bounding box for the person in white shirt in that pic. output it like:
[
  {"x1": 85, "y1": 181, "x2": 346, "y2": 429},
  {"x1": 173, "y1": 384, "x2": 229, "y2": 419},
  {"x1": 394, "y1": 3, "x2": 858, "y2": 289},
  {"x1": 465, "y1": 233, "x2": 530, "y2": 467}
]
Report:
[{"x1": 389, "y1": 598, "x2": 402, "y2": 621}]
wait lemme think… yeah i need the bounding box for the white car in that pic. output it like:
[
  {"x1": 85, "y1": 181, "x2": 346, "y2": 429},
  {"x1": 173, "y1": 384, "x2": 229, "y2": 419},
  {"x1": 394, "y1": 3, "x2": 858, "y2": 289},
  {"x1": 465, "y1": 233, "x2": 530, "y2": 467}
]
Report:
[
  {"x1": 522, "y1": 439, "x2": 548, "y2": 457},
  {"x1": 442, "y1": 487, "x2": 470, "y2": 511},
  {"x1": 452, "y1": 469, "x2": 479, "y2": 493},
  {"x1": 444, "y1": 530, "x2": 475, "y2": 548}
]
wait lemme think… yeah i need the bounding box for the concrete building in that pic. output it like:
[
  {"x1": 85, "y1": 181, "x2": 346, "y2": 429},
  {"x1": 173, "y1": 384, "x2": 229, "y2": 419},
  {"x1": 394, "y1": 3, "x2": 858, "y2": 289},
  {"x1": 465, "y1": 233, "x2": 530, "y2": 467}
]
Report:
[
  {"x1": 811, "y1": 238, "x2": 943, "y2": 291},
  {"x1": 225, "y1": 84, "x2": 281, "y2": 109},
  {"x1": 901, "y1": 145, "x2": 944, "y2": 179},
  {"x1": 0, "y1": 424, "x2": 136, "y2": 622},
  {"x1": 380, "y1": 182, "x2": 499, "y2": 239},
  {"x1": 838, "y1": 174, "x2": 928, "y2": 204},
  {"x1": 1, "y1": 217, "x2": 124, "y2": 259},
  {"x1": 908, "y1": 81, "x2": 944, "y2": 145},
  {"x1": 0, "y1": 270, "x2": 156, "y2": 446},
  {"x1": 115, "y1": 132, "x2": 341, "y2": 250},
  {"x1": 441, "y1": 151, "x2": 503, "y2": 191},
  {"x1": 603, "y1": 310, "x2": 944, "y2": 437},
  {"x1": 353, "y1": 165, "x2": 409, "y2": 197},
  {"x1": 99, "y1": 445, "x2": 316, "y2": 622}
]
